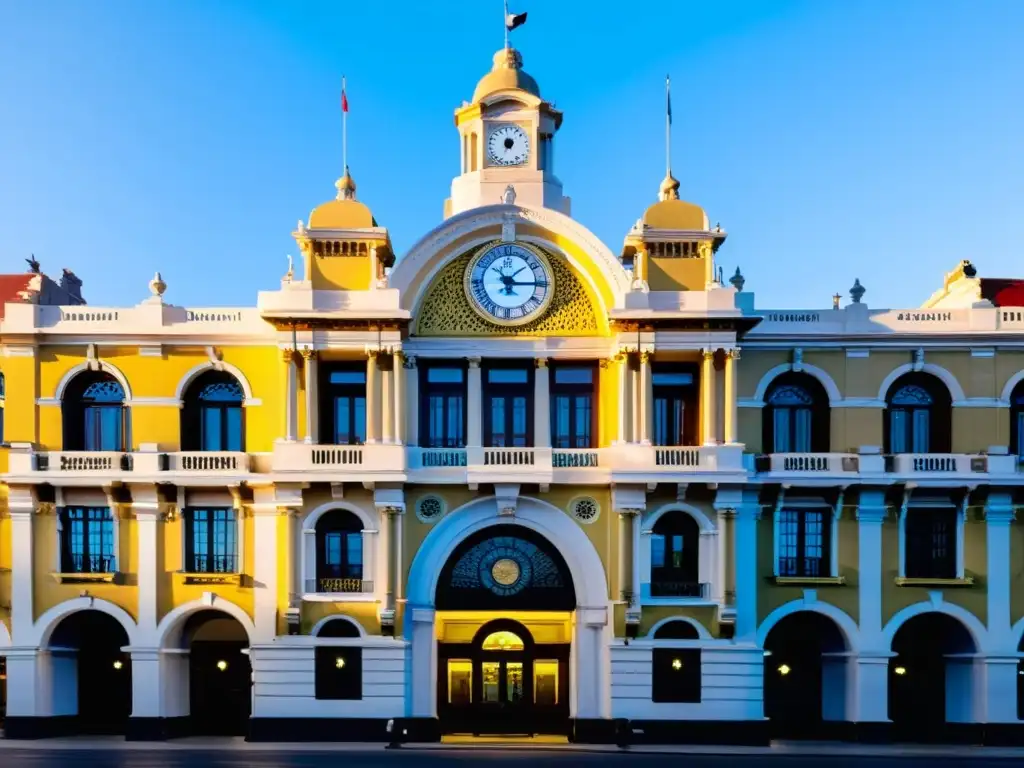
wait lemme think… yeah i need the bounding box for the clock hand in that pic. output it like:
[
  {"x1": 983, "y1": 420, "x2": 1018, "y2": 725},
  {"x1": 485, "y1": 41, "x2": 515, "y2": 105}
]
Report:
[{"x1": 511, "y1": 266, "x2": 527, "y2": 277}]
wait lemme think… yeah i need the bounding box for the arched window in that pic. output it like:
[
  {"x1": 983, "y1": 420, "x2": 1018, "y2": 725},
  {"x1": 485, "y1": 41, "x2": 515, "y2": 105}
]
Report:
[
  {"x1": 763, "y1": 373, "x2": 829, "y2": 453},
  {"x1": 1010, "y1": 381, "x2": 1024, "y2": 459},
  {"x1": 62, "y1": 372, "x2": 128, "y2": 451},
  {"x1": 182, "y1": 371, "x2": 244, "y2": 451},
  {"x1": 653, "y1": 619, "x2": 700, "y2": 640},
  {"x1": 314, "y1": 510, "x2": 364, "y2": 594},
  {"x1": 885, "y1": 373, "x2": 951, "y2": 454},
  {"x1": 650, "y1": 512, "x2": 701, "y2": 597}
]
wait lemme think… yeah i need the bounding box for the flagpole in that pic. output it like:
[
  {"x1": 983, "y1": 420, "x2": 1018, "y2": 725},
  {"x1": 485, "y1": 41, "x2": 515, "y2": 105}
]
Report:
[
  {"x1": 665, "y1": 74, "x2": 671, "y2": 176},
  {"x1": 503, "y1": 0, "x2": 509, "y2": 49},
  {"x1": 342, "y1": 75, "x2": 348, "y2": 173}
]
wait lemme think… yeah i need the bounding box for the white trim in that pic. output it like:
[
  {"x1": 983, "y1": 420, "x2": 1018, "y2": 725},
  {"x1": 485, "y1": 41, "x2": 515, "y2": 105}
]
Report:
[
  {"x1": 174, "y1": 361, "x2": 256, "y2": 404},
  {"x1": 310, "y1": 615, "x2": 367, "y2": 638},
  {"x1": 756, "y1": 599, "x2": 860, "y2": 653},
  {"x1": 881, "y1": 599, "x2": 988, "y2": 654},
  {"x1": 877, "y1": 362, "x2": 966, "y2": 403},
  {"x1": 1000, "y1": 371, "x2": 1024, "y2": 404},
  {"x1": 644, "y1": 502, "x2": 715, "y2": 533},
  {"x1": 154, "y1": 596, "x2": 255, "y2": 649},
  {"x1": 31, "y1": 596, "x2": 139, "y2": 648},
  {"x1": 751, "y1": 362, "x2": 842, "y2": 404},
  {"x1": 646, "y1": 615, "x2": 712, "y2": 640},
  {"x1": 639, "y1": 503, "x2": 717, "y2": 605},
  {"x1": 53, "y1": 360, "x2": 133, "y2": 401}
]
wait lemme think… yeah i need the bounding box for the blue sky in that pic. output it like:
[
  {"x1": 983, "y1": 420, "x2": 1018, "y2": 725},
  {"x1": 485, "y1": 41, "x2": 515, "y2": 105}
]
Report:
[{"x1": 1, "y1": 1, "x2": 1021, "y2": 310}]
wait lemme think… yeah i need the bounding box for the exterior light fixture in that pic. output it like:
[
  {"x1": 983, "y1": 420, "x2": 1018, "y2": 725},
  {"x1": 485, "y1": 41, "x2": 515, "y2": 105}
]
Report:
[
  {"x1": 778, "y1": 664, "x2": 791, "y2": 676},
  {"x1": 336, "y1": 657, "x2": 346, "y2": 669},
  {"x1": 671, "y1": 658, "x2": 682, "y2": 671},
  {"x1": 216, "y1": 660, "x2": 228, "y2": 672},
  {"x1": 113, "y1": 660, "x2": 123, "y2": 670},
  {"x1": 894, "y1": 666, "x2": 906, "y2": 676}
]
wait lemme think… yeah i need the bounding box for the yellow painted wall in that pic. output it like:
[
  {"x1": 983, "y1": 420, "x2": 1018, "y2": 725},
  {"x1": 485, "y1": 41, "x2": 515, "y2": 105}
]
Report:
[
  {"x1": 647, "y1": 257, "x2": 706, "y2": 292},
  {"x1": 311, "y1": 254, "x2": 372, "y2": 292},
  {"x1": 0, "y1": 499, "x2": 11, "y2": 640}
]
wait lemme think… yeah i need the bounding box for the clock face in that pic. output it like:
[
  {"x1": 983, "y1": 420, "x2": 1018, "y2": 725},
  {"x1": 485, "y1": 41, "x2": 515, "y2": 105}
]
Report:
[
  {"x1": 487, "y1": 124, "x2": 530, "y2": 166},
  {"x1": 465, "y1": 242, "x2": 554, "y2": 326}
]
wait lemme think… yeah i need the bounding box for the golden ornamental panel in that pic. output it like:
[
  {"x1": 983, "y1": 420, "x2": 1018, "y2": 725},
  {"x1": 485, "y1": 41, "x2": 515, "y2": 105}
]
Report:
[{"x1": 415, "y1": 245, "x2": 600, "y2": 336}]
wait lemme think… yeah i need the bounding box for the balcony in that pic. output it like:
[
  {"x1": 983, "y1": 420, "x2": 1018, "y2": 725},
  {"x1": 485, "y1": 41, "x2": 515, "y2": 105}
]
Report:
[
  {"x1": 754, "y1": 452, "x2": 883, "y2": 483},
  {"x1": 303, "y1": 577, "x2": 374, "y2": 597},
  {"x1": 5, "y1": 445, "x2": 252, "y2": 482},
  {"x1": 271, "y1": 441, "x2": 407, "y2": 481},
  {"x1": 607, "y1": 443, "x2": 748, "y2": 483},
  {"x1": 885, "y1": 451, "x2": 1018, "y2": 482}
]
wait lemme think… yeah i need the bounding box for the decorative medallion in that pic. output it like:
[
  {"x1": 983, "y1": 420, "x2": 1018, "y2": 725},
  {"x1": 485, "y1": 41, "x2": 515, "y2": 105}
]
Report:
[
  {"x1": 570, "y1": 496, "x2": 600, "y2": 524},
  {"x1": 490, "y1": 557, "x2": 522, "y2": 587},
  {"x1": 464, "y1": 242, "x2": 555, "y2": 326},
  {"x1": 415, "y1": 495, "x2": 445, "y2": 524}
]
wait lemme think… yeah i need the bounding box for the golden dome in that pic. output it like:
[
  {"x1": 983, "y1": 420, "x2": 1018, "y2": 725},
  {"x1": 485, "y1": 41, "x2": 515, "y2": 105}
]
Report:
[
  {"x1": 307, "y1": 167, "x2": 378, "y2": 229},
  {"x1": 472, "y1": 47, "x2": 540, "y2": 103},
  {"x1": 641, "y1": 172, "x2": 709, "y2": 230}
]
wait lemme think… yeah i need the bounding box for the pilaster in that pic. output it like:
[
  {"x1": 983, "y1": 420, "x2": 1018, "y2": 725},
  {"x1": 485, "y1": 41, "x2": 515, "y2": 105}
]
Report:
[
  {"x1": 534, "y1": 358, "x2": 551, "y2": 448},
  {"x1": 715, "y1": 487, "x2": 759, "y2": 640},
  {"x1": 467, "y1": 357, "x2": 482, "y2": 447},
  {"x1": 301, "y1": 348, "x2": 318, "y2": 444},
  {"x1": 365, "y1": 350, "x2": 380, "y2": 444},
  {"x1": 7, "y1": 485, "x2": 38, "y2": 643},
  {"x1": 856, "y1": 489, "x2": 888, "y2": 649},
  {"x1": 701, "y1": 348, "x2": 718, "y2": 445},
  {"x1": 985, "y1": 492, "x2": 1014, "y2": 650},
  {"x1": 404, "y1": 355, "x2": 419, "y2": 446},
  {"x1": 281, "y1": 348, "x2": 298, "y2": 442}
]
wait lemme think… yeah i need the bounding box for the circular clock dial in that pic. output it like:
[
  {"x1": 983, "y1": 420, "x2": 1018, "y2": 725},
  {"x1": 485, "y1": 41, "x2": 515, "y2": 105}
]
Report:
[
  {"x1": 487, "y1": 124, "x2": 530, "y2": 166},
  {"x1": 465, "y1": 242, "x2": 554, "y2": 325}
]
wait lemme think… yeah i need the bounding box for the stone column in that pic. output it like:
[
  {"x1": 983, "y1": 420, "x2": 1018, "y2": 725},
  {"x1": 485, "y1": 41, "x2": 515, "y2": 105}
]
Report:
[
  {"x1": 616, "y1": 353, "x2": 629, "y2": 444},
  {"x1": 617, "y1": 510, "x2": 634, "y2": 602},
  {"x1": 534, "y1": 358, "x2": 551, "y2": 448},
  {"x1": 251, "y1": 487, "x2": 283, "y2": 642},
  {"x1": 723, "y1": 348, "x2": 739, "y2": 444},
  {"x1": 701, "y1": 348, "x2": 718, "y2": 445},
  {"x1": 131, "y1": 485, "x2": 160, "y2": 637},
  {"x1": 378, "y1": 506, "x2": 392, "y2": 612},
  {"x1": 391, "y1": 507, "x2": 405, "y2": 603},
  {"x1": 467, "y1": 357, "x2": 482, "y2": 447},
  {"x1": 302, "y1": 348, "x2": 318, "y2": 444},
  {"x1": 638, "y1": 352, "x2": 652, "y2": 445},
  {"x1": 282, "y1": 348, "x2": 297, "y2": 442},
  {"x1": 7, "y1": 487, "x2": 36, "y2": 644},
  {"x1": 715, "y1": 508, "x2": 729, "y2": 605},
  {"x1": 381, "y1": 355, "x2": 394, "y2": 444},
  {"x1": 404, "y1": 355, "x2": 419, "y2": 447},
  {"x1": 983, "y1": 493, "x2": 1016, "y2": 722},
  {"x1": 408, "y1": 607, "x2": 438, "y2": 717},
  {"x1": 631, "y1": 512, "x2": 642, "y2": 602},
  {"x1": 728, "y1": 494, "x2": 760, "y2": 641},
  {"x1": 393, "y1": 352, "x2": 406, "y2": 445},
  {"x1": 573, "y1": 606, "x2": 610, "y2": 719},
  {"x1": 365, "y1": 351, "x2": 380, "y2": 444}
]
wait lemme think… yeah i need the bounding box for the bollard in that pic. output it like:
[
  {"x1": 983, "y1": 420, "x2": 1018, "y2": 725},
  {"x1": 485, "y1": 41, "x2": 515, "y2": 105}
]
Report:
[{"x1": 614, "y1": 718, "x2": 632, "y2": 749}]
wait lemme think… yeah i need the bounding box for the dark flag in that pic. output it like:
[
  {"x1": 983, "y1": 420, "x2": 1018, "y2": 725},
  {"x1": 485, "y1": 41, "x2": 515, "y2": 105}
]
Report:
[{"x1": 506, "y1": 11, "x2": 527, "y2": 31}]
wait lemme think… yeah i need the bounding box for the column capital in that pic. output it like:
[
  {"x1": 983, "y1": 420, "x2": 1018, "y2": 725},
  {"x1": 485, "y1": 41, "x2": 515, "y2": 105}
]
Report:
[
  {"x1": 856, "y1": 505, "x2": 889, "y2": 524},
  {"x1": 280, "y1": 347, "x2": 295, "y2": 363},
  {"x1": 466, "y1": 356, "x2": 481, "y2": 368},
  {"x1": 985, "y1": 506, "x2": 1016, "y2": 524},
  {"x1": 726, "y1": 348, "x2": 741, "y2": 360},
  {"x1": 616, "y1": 507, "x2": 642, "y2": 517},
  {"x1": 535, "y1": 357, "x2": 548, "y2": 369},
  {"x1": 638, "y1": 351, "x2": 651, "y2": 364},
  {"x1": 300, "y1": 346, "x2": 317, "y2": 361},
  {"x1": 403, "y1": 353, "x2": 417, "y2": 369},
  {"x1": 365, "y1": 348, "x2": 381, "y2": 359},
  {"x1": 701, "y1": 347, "x2": 716, "y2": 361}
]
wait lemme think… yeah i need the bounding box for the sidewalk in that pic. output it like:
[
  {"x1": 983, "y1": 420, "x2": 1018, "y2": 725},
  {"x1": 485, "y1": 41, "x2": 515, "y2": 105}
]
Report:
[{"x1": 2, "y1": 736, "x2": 1024, "y2": 759}]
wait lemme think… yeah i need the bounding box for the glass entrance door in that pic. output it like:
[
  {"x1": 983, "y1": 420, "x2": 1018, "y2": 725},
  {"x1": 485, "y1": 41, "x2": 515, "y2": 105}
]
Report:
[{"x1": 480, "y1": 660, "x2": 525, "y2": 705}]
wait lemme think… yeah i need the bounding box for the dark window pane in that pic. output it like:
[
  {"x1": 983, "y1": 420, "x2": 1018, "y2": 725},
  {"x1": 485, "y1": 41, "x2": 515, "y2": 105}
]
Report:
[
  {"x1": 330, "y1": 371, "x2": 366, "y2": 385},
  {"x1": 488, "y1": 369, "x2": 529, "y2": 384},
  {"x1": 652, "y1": 372, "x2": 693, "y2": 386},
  {"x1": 427, "y1": 368, "x2": 464, "y2": 384},
  {"x1": 554, "y1": 368, "x2": 592, "y2": 385}
]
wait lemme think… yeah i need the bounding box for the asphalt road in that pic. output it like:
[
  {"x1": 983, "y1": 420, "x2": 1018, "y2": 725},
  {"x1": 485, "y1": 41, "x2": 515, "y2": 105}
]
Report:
[{"x1": 0, "y1": 749, "x2": 1014, "y2": 768}]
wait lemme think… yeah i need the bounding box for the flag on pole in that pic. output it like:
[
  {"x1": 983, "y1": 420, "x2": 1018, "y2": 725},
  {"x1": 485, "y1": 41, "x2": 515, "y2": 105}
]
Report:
[
  {"x1": 342, "y1": 79, "x2": 349, "y2": 113},
  {"x1": 506, "y1": 10, "x2": 527, "y2": 31},
  {"x1": 666, "y1": 75, "x2": 672, "y2": 125}
]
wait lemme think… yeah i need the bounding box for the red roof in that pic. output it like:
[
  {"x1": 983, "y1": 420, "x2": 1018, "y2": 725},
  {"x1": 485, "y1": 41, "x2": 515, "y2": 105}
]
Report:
[
  {"x1": 980, "y1": 279, "x2": 1024, "y2": 308},
  {"x1": 0, "y1": 274, "x2": 33, "y2": 318}
]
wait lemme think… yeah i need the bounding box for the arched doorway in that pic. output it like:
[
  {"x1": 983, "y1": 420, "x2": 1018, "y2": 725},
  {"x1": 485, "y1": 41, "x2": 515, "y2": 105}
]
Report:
[
  {"x1": 49, "y1": 610, "x2": 132, "y2": 734},
  {"x1": 889, "y1": 612, "x2": 977, "y2": 739},
  {"x1": 182, "y1": 611, "x2": 252, "y2": 735},
  {"x1": 763, "y1": 611, "x2": 848, "y2": 738},
  {"x1": 435, "y1": 525, "x2": 575, "y2": 736}
]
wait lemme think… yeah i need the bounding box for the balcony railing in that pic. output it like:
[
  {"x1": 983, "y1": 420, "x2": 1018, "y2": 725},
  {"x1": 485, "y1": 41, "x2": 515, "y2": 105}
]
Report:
[
  {"x1": 305, "y1": 577, "x2": 373, "y2": 594},
  {"x1": 185, "y1": 554, "x2": 238, "y2": 574},
  {"x1": 159, "y1": 451, "x2": 249, "y2": 473},
  {"x1": 886, "y1": 452, "x2": 1018, "y2": 475},
  {"x1": 272, "y1": 442, "x2": 406, "y2": 475},
  {"x1": 650, "y1": 580, "x2": 710, "y2": 599},
  {"x1": 757, "y1": 452, "x2": 869, "y2": 475},
  {"x1": 552, "y1": 449, "x2": 600, "y2": 468},
  {"x1": 38, "y1": 451, "x2": 131, "y2": 472}
]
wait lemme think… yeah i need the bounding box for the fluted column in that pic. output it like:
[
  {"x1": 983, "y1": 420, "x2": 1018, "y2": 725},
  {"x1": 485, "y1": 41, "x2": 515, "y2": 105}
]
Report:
[
  {"x1": 282, "y1": 348, "x2": 297, "y2": 442},
  {"x1": 405, "y1": 355, "x2": 419, "y2": 446},
  {"x1": 381, "y1": 355, "x2": 394, "y2": 444},
  {"x1": 365, "y1": 351, "x2": 380, "y2": 444},
  {"x1": 723, "y1": 348, "x2": 739, "y2": 444},
  {"x1": 638, "y1": 351, "x2": 652, "y2": 445},
  {"x1": 534, "y1": 358, "x2": 551, "y2": 448},
  {"x1": 393, "y1": 352, "x2": 406, "y2": 445},
  {"x1": 467, "y1": 357, "x2": 482, "y2": 447},
  {"x1": 701, "y1": 348, "x2": 717, "y2": 445},
  {"x1": 616, "y1": 353, "x2": 629, "y2": 444},
  {"x1": 302, "y1": 348, "x2": 318, "y2": 444}
]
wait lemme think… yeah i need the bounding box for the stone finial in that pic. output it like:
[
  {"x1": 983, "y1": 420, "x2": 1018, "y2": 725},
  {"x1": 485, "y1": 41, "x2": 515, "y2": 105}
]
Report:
[
  {"x1": 284, "y1": 254, "x2": 294, "y2": 282},
  {"x1": 149, "y1": 271, "x2": 166, "y2": 298},
  {"x1": 850, "y1": 278, "x2": 865, "y2": 304},
  {"x1": 729, "y1": 267, "x2": 745, "y2": 292}
]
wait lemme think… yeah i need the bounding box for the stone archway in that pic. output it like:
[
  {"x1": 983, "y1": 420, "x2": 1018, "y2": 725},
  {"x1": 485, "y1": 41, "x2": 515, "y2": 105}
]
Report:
[{"x1": 405, "y1": 495, "x2": 610, "y2": 726}]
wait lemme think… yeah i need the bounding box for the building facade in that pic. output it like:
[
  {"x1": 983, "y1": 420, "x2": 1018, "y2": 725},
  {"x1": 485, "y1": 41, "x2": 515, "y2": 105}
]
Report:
[{"x1": 1, "y1": 46, "x2": 1024, "y2": 744}]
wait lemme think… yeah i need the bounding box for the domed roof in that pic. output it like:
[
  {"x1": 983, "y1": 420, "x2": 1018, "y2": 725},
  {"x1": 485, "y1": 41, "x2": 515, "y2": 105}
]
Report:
[
  {"x1": 641, "y1": 172, "x2": 709, "y2": 230},
  {"x1": 472, "y1": 47, "x2": 540, "y2": 103},
  {"x1": 308, "y1": 168, "x2": 378, "y2": 229}
]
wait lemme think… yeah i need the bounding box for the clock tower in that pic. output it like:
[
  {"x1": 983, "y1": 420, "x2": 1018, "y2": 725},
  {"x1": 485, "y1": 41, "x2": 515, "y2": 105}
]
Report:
[{"x1": 445, "y1": 47, "x2": 569, "y2": 217}]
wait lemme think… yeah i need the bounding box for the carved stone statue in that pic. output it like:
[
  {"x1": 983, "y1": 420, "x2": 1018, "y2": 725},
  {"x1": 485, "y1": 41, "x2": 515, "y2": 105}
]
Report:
[{"x1": 502, "y1": 185, "x2": 517, "y2": 205}]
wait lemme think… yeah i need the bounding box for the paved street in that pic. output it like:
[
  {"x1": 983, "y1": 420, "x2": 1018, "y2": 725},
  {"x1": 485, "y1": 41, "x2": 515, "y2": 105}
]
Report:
[{"x1": 0, "y1": 746, "x2": 1022, "y2": 767}]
